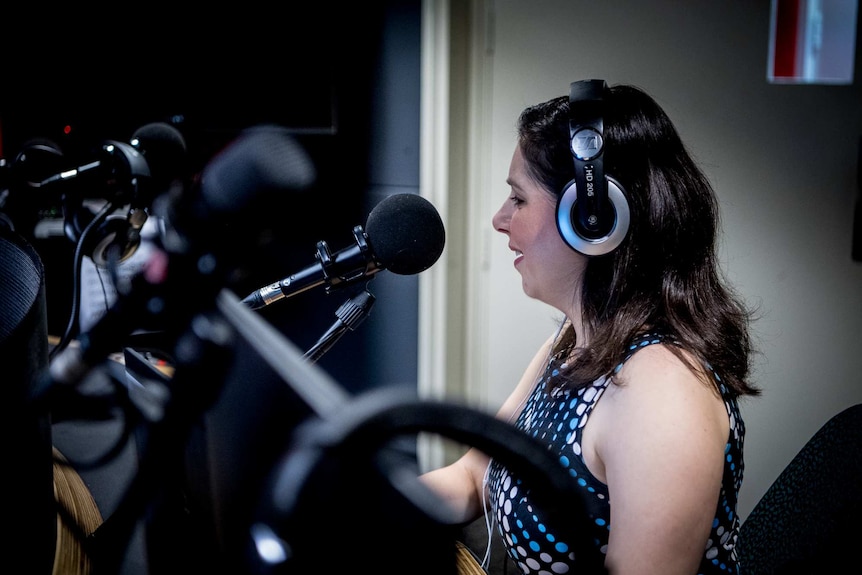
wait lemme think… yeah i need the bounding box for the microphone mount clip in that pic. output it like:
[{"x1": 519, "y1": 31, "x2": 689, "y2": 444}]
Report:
[{"x1": 317, "y1": 225, "x2": 373, "y2": 294}]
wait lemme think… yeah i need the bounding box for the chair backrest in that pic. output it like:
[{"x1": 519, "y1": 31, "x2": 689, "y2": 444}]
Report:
[
  {"x1": 0, "y1": 226, "x2": 56, "y2": 574},
  {"x1": 737, "y1": 403, "x2": 862, "y2": 574}
]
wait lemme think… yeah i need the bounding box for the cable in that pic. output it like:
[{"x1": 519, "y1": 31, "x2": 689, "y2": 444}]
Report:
[
  {"x1": 50, "y1": 200, "x2": 119, "y2": 359},
  {"x1": 480, "y1": 461, "x2": 494, "y2": 570}
]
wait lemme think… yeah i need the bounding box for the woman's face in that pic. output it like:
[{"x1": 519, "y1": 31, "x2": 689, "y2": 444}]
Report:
[{"x1": 492, "y1": 144, "x2": 586, "y2": 313}]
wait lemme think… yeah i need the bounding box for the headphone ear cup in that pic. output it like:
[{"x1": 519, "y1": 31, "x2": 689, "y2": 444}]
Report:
[
  {"x1": 85, "y1": 215, "x2": 140, "y2": 267},
  {"x1": 64, "y1": 207, "x2": 140, "y2": 267},
  {"x1": 556, "y1": 176, "x2": 630, "y2": 256}
]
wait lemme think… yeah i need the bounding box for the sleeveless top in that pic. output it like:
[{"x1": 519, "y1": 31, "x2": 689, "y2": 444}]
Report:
[{"x1": 487, "y1": 332, "x2": 745, "y2": 574}]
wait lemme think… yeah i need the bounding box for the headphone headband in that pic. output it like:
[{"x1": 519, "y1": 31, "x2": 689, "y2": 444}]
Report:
[
  {"x1": 555, "y1": 79, "x2": 630, "y2": 256},
  {"x1": 568, "y1": 79, "x2": 607, "y2": 236}
]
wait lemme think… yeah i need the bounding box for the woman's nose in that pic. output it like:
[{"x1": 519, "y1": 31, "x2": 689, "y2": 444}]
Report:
[{"x1": 492, "y1": 203, "x2": 509, "y2": 234}]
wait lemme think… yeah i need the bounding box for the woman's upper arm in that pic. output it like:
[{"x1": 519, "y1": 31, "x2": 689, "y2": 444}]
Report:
[{"x1": 597, "y1": 346, "x2": 729, "y2": 575}]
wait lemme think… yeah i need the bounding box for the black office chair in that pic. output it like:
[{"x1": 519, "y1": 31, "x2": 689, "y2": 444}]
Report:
[
  {"x1": 0, "y1": 226, "x2": 55, "y2": 574},
  {"x1": 1, "y1": 225, "x2": 103, "y2": 574},
  {"x1": 737, "y1": 403, "x2": 862, "y2": 574}
]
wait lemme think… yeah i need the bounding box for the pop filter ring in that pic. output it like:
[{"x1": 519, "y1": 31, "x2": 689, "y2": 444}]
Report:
[{"x1": 254, "y1": 387, "x2": 608, "y2": 574}]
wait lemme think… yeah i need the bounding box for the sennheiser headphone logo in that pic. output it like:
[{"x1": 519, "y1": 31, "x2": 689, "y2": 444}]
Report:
[
  {"x1": 583, "y1": 164, "x2": 596, "y2": 199},
  {"x1": 571, "y1": 127, "x2": 603, "y2": 161}
]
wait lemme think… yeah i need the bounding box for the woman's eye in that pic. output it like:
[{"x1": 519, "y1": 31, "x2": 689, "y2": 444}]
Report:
[{"x1": 509, "y1": 195, "x2": 523, "y2": 206}]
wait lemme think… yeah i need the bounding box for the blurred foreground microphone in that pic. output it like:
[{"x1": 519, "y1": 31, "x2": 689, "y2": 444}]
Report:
[
  {"x1": 242, "y1": 193, "x2": 445, "y2": 311},
  {"x1": 157, "y1": 124, "x2": 317, "y2": 274},
  {"x1": 39, "y1": 125, "x2": 316, "y2": 393}
]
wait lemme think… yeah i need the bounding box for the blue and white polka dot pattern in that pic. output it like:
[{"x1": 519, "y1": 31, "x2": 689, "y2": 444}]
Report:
[{"x1": 487, "y1": 332, "x2": 745, "y2": 575}]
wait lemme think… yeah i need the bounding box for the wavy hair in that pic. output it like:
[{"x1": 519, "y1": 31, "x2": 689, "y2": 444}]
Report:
[{"x1": 517, "y1": 83, "x2": 758, "y2": 397}]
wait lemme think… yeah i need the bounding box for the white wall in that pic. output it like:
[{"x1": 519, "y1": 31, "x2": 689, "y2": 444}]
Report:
[{"x1": 421, "y1": 0, "x2": 862, "y2": 521}]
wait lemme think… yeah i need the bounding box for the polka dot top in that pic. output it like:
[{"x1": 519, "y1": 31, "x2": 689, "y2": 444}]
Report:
[{"x1": 487, "y1": 332, "x2": 745, "y2": 574}]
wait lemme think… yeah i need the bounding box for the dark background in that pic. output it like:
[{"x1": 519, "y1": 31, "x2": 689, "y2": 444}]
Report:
[
  {"x1": 1, "y1": 3, "x2": 428, "y2": 572},
  {"x1": 0, "y1": 1, "x2": 423, "y2": 392}
]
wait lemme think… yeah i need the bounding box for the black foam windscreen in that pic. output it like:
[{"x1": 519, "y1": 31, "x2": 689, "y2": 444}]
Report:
[
  {"x1": 198, "y1": 125, "x2": 317, "y2": 218},
  {"x1": 159, "y1": 124, "x2": 317, "y2": 261},
  {"x1": 364, "y1": 193, "x2": 445, "y2": 275},
  {"x1": 130, "y1": 122, "x2": 188, "y2": 189}
]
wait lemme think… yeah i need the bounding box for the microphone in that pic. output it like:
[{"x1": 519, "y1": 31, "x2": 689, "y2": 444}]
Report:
[
  {"x1": 241, "y1": 193, "x2": 445, "y2": 310},
  {"x1": 1, "y1": 138, "x2": 65, "y2": 191},
  {"x1": 47, "y1": 122, "x2": 188, "y2": 265},
  {"x1": 37, "y1": 122, "x2": 186, "y2": 193},
  {"x1": 128, "y1": 122, "x2": 189, "y2": 192},
  {"x1": 35, "y1": 124, "x2": 317, "y2": 396},
  {"x1": 0, "y1": 138, "x2": 65, "y2": 233},
  {"x1": 156, "y1": 124, "x2": 317, "y2": 263}
]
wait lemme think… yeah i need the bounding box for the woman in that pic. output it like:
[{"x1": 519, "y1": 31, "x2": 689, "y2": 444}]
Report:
[{"x1": 421, "y1": 80, "x2": 759, "y2": 575}]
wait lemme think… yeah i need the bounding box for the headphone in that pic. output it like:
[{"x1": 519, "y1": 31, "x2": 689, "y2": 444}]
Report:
[
  {"x1": 63, "y1": 204, "x2": 142, "y2": 267},
  {"x1": 556, "y1": 79, "x2": 630, "y2": 256},
  {"x1": 60, "y1": 139, "x2": 152, "y2": 268}
]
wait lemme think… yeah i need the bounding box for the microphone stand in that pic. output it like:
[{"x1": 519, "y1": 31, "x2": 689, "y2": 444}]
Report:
[
  {"x1": 86, "y1": 311, "x2": 235, "y2": 575},
  {"x1": 304, "y1": 287, "x2": 375, "y2": 364}
]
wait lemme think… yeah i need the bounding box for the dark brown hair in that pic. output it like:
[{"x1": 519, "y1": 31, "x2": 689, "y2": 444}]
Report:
[{"x1": 517, "y1": 84, "x2": 758, "y2": 397}]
